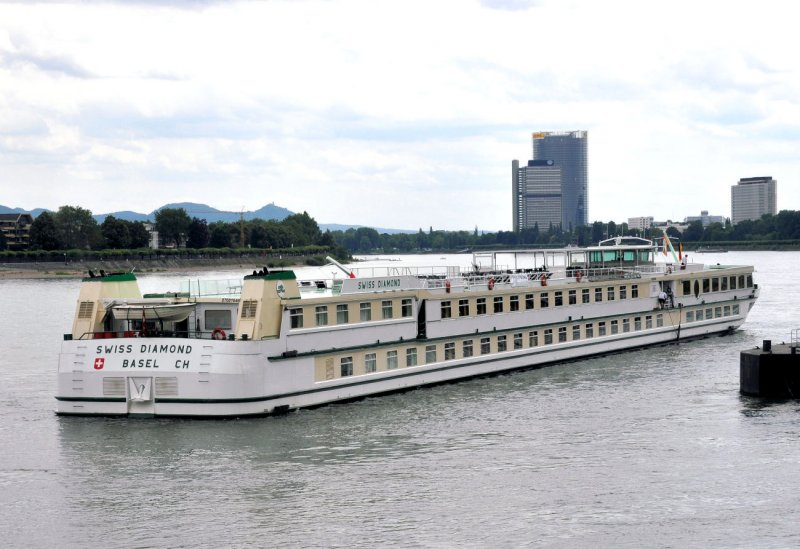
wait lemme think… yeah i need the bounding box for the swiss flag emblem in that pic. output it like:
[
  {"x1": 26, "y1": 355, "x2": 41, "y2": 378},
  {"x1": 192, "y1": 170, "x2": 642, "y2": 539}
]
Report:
[{"x1": 94, "y1": 358, "x2": 105, "y2": 370}]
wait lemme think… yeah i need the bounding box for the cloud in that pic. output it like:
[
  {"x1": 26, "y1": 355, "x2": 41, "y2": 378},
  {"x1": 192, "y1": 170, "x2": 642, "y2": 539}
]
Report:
[{"x1": 479, "y1": 0, "x2": 540, "y2": 10}]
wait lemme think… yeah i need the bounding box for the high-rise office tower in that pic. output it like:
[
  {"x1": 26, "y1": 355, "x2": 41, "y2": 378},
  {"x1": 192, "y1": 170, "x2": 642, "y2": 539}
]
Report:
[
  {"x1": 531, "y1": 131, "x2": 588, "y2": 230},
  {"x1": 731, "y1": 176, "x2": 777, "y2": 225},
  {"x1": 513, "y1": 159, "x2": 562, "y2": 232}
]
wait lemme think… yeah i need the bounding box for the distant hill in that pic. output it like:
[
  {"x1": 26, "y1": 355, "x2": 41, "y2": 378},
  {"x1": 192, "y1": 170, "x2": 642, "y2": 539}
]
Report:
[
  {"x1": 319, "y1": 223, "x2": 416, "y2": 235},
  {"x1": 0, "y1": 205, "x2": 50, "y2": 218}
]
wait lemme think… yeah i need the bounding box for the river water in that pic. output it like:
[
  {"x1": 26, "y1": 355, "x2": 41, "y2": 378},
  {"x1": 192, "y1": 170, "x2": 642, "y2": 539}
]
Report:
[{"x1": 2, "y1": 252, "x2": 800, "y2": 547}]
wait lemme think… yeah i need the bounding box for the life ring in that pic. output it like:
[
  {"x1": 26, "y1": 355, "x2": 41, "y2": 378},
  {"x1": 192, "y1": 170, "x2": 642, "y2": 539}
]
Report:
[
  {"x1": 212, "y1": 328, "x2": 227, "y2": 340},
  {"x1": 445, "y1": 280, "x2": 451, "y2": 293},
  {"x1": 576, "y1": 270, "x2": 583, "y2": 282},
  {"x1": 488, "y1": 277, "x2": 495, "y2": 291}
]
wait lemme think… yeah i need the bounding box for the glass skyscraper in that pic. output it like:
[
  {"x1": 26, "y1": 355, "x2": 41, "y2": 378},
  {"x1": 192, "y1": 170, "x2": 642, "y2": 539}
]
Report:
[{"x1": 531, "y1": 131, "x2": 588, "y2": 230}]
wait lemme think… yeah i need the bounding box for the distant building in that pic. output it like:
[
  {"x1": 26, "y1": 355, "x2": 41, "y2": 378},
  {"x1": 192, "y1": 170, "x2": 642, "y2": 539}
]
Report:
[
  {"x1": 0, "y1": 213, "x2": 33, "y2": 250},
  {"x1": 652, "y1": 220, "x2": 688, "y2": 233},
  {"x1": 685, "y1": 210, "x2": 725, "y2": 227},
  {"x1": 628, "y1": 216, "x2": 654, "y2": 231},
  {"x1": 731, "y1": 176, "x2": 777, "y2": 225},
  {"x1": 512, "y1": 159, "x2": 562, "y2": 232},
  {"x1": 531, "y1": 131, "x2": 588, "y2": 230}
]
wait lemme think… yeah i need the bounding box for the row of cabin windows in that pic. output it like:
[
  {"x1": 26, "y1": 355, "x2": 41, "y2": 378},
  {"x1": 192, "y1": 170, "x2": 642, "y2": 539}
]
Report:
[
  {"x1": 333, "y1": 312, "x2": 667, "y2": 378},
  {"x1": 680, "y1": 274, "x2": 753, "y2": 296},
  {"x1": 686, "y1": 303, "x2": 740, "y2": 322},
  {"x1": 290, "y1": 298, "x2": 413, "y2": 329},
  {"x1": 441, "y1": 284, "x2": 640, "y2": 319}
]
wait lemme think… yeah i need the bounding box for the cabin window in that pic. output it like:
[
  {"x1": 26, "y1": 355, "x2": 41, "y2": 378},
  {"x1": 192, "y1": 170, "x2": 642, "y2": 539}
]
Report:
[
  {"x1": 387, "y1": 350, "x2": 399, "y2": 369},
  {"x1": 721, "y1": 277, "x2": 728, "y2": 291},
  {"x1": 480, "y1": 337, "x2": 491, "y2": 354},
  {"x1": 205, "y1": 310, "x2": 232, "y2": 330},
  {"x1": 340, "y1": 357, "x2": 353, "y2": 377},
  {"x1": 733, "y1": 304, "x2": 740, "y2": 315},
  {"x1": 441, "y1": 301, "x2": 452, "y2": 319},
  {"x1": 623, "y1": 318, "x2": 630, "y2": 333},
  {"x1": 336, "y1": 304, "x2": 349, "y2": 324},
  {"x1": 463, "y1": 340, "x2": 474, "y2": 358},
  {"x1": 703, "y1": 278, "x2": 710, "y2": 293},
  {"x1": 544, "y1": 329, "x2": 553, "y2": 345},
  {"x1": 634, "y1": 317, "x2": 642, "y2": 331},
  {"x1": 572, "y1": 325, "x2": 580, "y2": 340},
  {"x1": 360, "y1": 302, "x2": 372, "y2": 322},
  {"x1": 598, "y1": 322, "x2": 607, "y2": 336},
  {"x1": 382, "y1": 300, "x2": 393, "y2": 319},
  {"x1": 365, "y1": 353, "x2": 377, "y2": 373},
  {"x1": 458, "y1": 298, "x2": 469, "y2": 317},
  {"x1": 514, "y1": 333, "x2": 523, "y2": 349},
  {"x1": 240, "y1": 300, "x2": 257, "y2": 319},
  {"x1": 315, "y1": 306, "x2": 328, "y2": 326},
  {"x1": 554, "y1": 291, "x2": 563, "y2": 307},
  {"x1": 607, "y1": 287, "x2": 615, "y2": 301},
  {"x1": 730, "y1": 276, "x2": 737, "y2": 290},
  {"x1": 401, "y1": 299, "x2": 413, "y2": 317},
  {"x1": 715, "y1": 307, "x2": 722, "y2": 318},
  {"x1": 682, "y1": 281, "x2": 691, "y2": 296},
  {"x1": 78, "y1": 301, "x2": 95, "y2": 319},
  {"x1": 706, "y1": 308, "x2": 712, "y2": 319},
  {"x1": 686, "y1": 311, "x2": 694, "y2": 322},
  {"x1": 738, "y1": 275, "x2": 745, "y2": 288},
  {"x1": 525, "y1": 294, "x2": 535, "y2": 310},
  {"x1": 696, "y1": 309, "x2": 704, "y2": 321},
  {"x1": 406, "y1": 348, "x2": 417, "y2": 367},
  {"x1": 646, "y1": 315, "x2": 653, "y2": 329},
  {"x1": 529, "y1": 331, "x2": 539, "y2": 347},
  {"x1": 558, "y1": 327, "x2": 567, "y2": 342},
  {"x1": 497, "y1": 335, "x2": 507, "y2": 352},
  {"x1": 510, "y1": 295, "x2": 520, "y2": 312},
  {"x1": 443, "y1": 343, "x2": 455, "y2": 360},
  {"x1": 712, "y1": 278, "x2": 719, "y2": 292},
  {"x1": 724, "y1": 305, "x2": 731, "y2": 316},
  {"x1": 568, "y1": 290, "x2": 577, "y2": 305},
  {"x1": 747, "y1": 275, "x2": 753, "y2": 287},
  {"x1": 619, "y1": 286, "x2": 627, "y2": 300},
  {"x1": 657, "y1": 314, "x2": 664, "y2": 327},
  {"x1": 582, "y1": 289, "x2": 590, "y2": 304},
  {"x1": 611, "y1": 320, "x2": 619, "y2": 334},
  {"x1": 623, "y1": 250, "x2": 636, "y2": 261},
  {"x1": 540, "y1": 292, "x2": 549, "y2": 308},
  {"x1": 289, "y1": 308, "x2": 304, "y2": 329},
  {"x1": 494, "y1": 296, "x2": 504, "y2": 313},
  {"x1": 425, "y1": 345, "x2": 437, "y2": 363},
  {"x1": 632, "y1": 285, "x2": 639, "y2": 298},
  {"x1": 595, "y1": 288, "x2": 603, "y2": 302},
  {"x1": 477, "y1": 298, "x2": 487, "y2": 315},
  {"x1": 585, "y1": 323, "x2": 594, "y2": 338}
]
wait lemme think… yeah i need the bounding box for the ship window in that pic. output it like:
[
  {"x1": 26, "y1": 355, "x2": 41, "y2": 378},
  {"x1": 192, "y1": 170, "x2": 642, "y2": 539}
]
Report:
[
  {"x1": 595, "y1": 288, "x2": 603, "y2": 302},
  {"x1": 611, "y1": 320, "x2": 619, "y2": 334},
  {"x1": 360, "y1": 302, "x2": 372, "y2": 322},
  {"x1": 585, "y1": 323, "x2": 593, "y2": 338},
  {"x1": 634, "y1": 317, "x2": 641, "y2": 330},
  {"x1": 632, "y1": 285, "x2": 639, "y2": 298},
  {"x1": 730, "y1": 276, "x2": 737, "y2": 290},
  {"x1": 554, "y1": 291, "x2": 563, "y2": 307},
  {"x1": 715, "y1": 307, "x2": 722, "y2": 318},
  {"x1": 544, "y1": 329, "x2": 553, "y2": 345},
  {"x1": 494, "y1": 296, "x2": 503, "y2": 313},
  {"x1": 706, "y1": 308, "x2": 712, "y2": 319},
  {"x1": 738, "y1": 275, "x2": 745, "y2": 288},
  {"x1": 619, "y1": 286, "x2": 627, "y2": 300},
  {"x1": 289, "y1": 308, "x2": 303, "y2": 329},
  {"x1": 572, "y1": 325, "x2": 580, "y2": 340},
  {"x1": 387, "y1": 350, "x2": 398, "y2": 369},
  {"x1": 206, "y1": 310, "x2": 232, "y2": 330},
  {"x1": 623, "y1": 250, "x2": 635, "y2": 261},
  {"x1": 724, "y1": 305, "x2": 731, "y2": 316},
  {"x1": 406, "y1": 348, "x2": 417, "y2": 367},
  {"x1": 733, "y1": 304, "x2": 740, "y2": 315},
  {"x1": 441, "y1": 301, "x2": 452, "y2": 319},
  {"x1": 657, "y1": 314, "x2": 664, "y2": 327},
  {"x1": 401, "y1": 299, "x2": 413, "y2": 317},
  {"x1": 703, "y1": 278, "x2": 710, "y2": 293},
  {"x1": 365, "y1": 353, "x2": 377, "y2": 373},
  {"x1": 607, "y1": 287, "x2": 615, "y2": 301},
  {"x1": 336, "y1": 304, "x2": 349, "y2": 324},
  {"x1": 240, "y1": 300, "x2": 258, "y2": 319},
  {"x1": 646, "y1": 315, "x2": 653, "y2": 329},
  {"x1": 78, "y1": 301, "x2": 94, "y2": 319},
  {"x1": 425, "y1": 345, "x2": 437, "y2": 363},
  {"x1": 463, "y1": 340, "x2": 474, "y2": 358},
  {"x1": 315, "y1": 306, "x2": 328, "y2": 326},
  {"x1": 747, "y1": 275, "x2": 753, "y2": 287},
  {"x1": 497, "y1": 335, "x2": 507, "y2": 352},
  {"x1": 598, "y1": 322, "x2": 607, "y2": 336},
  {"x1": 525, "y1": 294, "x2": 534, "y2": 310},
  {"x1": 510, "y1": 295, "x2": 520, "y2": 312},
  {"x1": 558, "y1": 327, "x2": 567, "y2": 342},
  {"x1": 568, "y1": 290, "x2": 576, "y2": 305},
  {"x1": 682, "y1": 280, "x2": 691, "y2": 295},
  {"x1": 696, "y1": 309, "x2": 704, "y2": 321},
  {"x1": 459, "y1": 298, "x2": 469, "y2": 317},
  {"x1": 340, "y1": 357, "x2": 353, "y2": 377},
  {"x1": 582, "y1": 289, "x2": 590, "y2": 303},
  {"x1": 480, "y1": 337, "x2": 491, "y2": 354},
  {"x1": 686, "y1": 311, "x2": 694, "y2": 322},
  {"x1": 477, "y1": 298, "x2": 487, "y2": 315},
  {"x1": 540, "y1": 292, "x2": 549, "y2": 308},
  {"x1": 712, "y1": 278, "x2": 719, "y2": 292},
  {"x1": 721, "y1": 277, "x2": 728, "y2": 291},
  {"x1": 513, "y1": 333, "x2": 523, "y2": 349},
  {"x1": 529, "y1": 331, "x2": 539, "y2": 347},
  {"x1": 443, "y1": 343, "x2": 455, "y2": 360},
  {"x1": 382, "y1": 300, "x2": 393, "y2": 319},
  {"x1": 623, "y1": 318, "x2": 630, "y2": 333}
]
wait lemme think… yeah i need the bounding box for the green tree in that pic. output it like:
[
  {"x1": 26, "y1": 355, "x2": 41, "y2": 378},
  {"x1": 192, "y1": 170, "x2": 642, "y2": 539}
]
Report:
[
  {"x1": 100, "y1": 215, "x2": 130, "y2": 249},
  {"x1": 29, "y1": 211, "x2": 61, "y2": 250},
  {"x1": 186, "y1": 217, "x2": 210, "y2": 249},
  {"x1": 53, "y1": 206, "x2": 98, "y2": 249},
  {"x1": 154, "y1": 207, "x2": 191, "y2": 247},
  {"x1": 128, "y1": 221, "x2": 151, "y2": 248},
  {"x1": 0, "y1": 230, "x2": 6, "y2": 251},
  {"x1": 281, "y1": 211, "x2": 322, "y2": 246},
  {"x1": 682, "y1": 221, "x2": 704, "y2": 242},
  {"x1": 209, "y1": 221, "x2": 233, "y2": 248}
]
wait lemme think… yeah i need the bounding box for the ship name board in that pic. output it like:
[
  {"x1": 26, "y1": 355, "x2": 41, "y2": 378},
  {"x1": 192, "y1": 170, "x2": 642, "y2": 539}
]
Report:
[
  {"x1": 356, "y1": 278, "x2": 402, "y2": 291},
  {"x1": 94, "y1": 344, "x2": 194, "y2": 369}
]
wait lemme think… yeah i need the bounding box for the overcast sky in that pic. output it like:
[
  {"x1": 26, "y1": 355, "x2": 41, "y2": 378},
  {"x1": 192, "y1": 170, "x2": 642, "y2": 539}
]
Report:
[{"x1": 1, "y1": 0, "x2": 798, "y2": 231}]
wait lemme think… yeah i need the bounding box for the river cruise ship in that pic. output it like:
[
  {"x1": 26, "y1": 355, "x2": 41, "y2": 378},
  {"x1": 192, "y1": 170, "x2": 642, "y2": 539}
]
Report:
[{"x1": 56, "y1": 237, "x2": 759, "y2": 417}]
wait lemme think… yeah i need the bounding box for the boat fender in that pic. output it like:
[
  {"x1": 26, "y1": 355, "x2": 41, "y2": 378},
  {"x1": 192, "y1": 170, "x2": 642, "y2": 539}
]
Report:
[
  {"x1": 576, "y1": 270, "x2": 583, "y2": 282},
  {"x1": 488, "y1": 277, "x2": 495, "y2": 291},
  {"x1": 445, "y1": 280, "x2": 451, "y2": 293},
  {"x1": 212, "y1": 328, "x2": 227, "y2": 341}
]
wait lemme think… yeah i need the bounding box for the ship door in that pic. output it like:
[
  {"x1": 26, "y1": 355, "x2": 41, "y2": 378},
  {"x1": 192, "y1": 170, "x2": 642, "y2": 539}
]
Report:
[{"x1": 417, "y1": 300, "x2": 427, "y2": 339}]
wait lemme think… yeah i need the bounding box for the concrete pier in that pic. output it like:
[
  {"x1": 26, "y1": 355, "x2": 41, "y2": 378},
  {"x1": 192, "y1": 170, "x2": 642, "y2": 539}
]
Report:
[{"x1": 740, "y1": 340, "x2": 800, "y2": 397}]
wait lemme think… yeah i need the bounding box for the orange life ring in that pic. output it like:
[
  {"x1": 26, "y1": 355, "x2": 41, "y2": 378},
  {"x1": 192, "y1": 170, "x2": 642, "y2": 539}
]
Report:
[
  {"x1": 212, "y1": 328, "x2": 227, "y2": 340},
  {"x1": 445, "y1": 280, "x2": 451, "y2": 293},
  {"x1": 576, "y1": 270, "x2": 583, "y2": 282},
  {"x1": 488, "y1": 277, "x2": 495, "y2": 290}
]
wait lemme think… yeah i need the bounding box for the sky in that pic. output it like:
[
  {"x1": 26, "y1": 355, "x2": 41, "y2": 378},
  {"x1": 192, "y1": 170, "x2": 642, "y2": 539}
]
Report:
[{"x1": 1, "y1": 0, "x2": 798, "y2": 232}]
